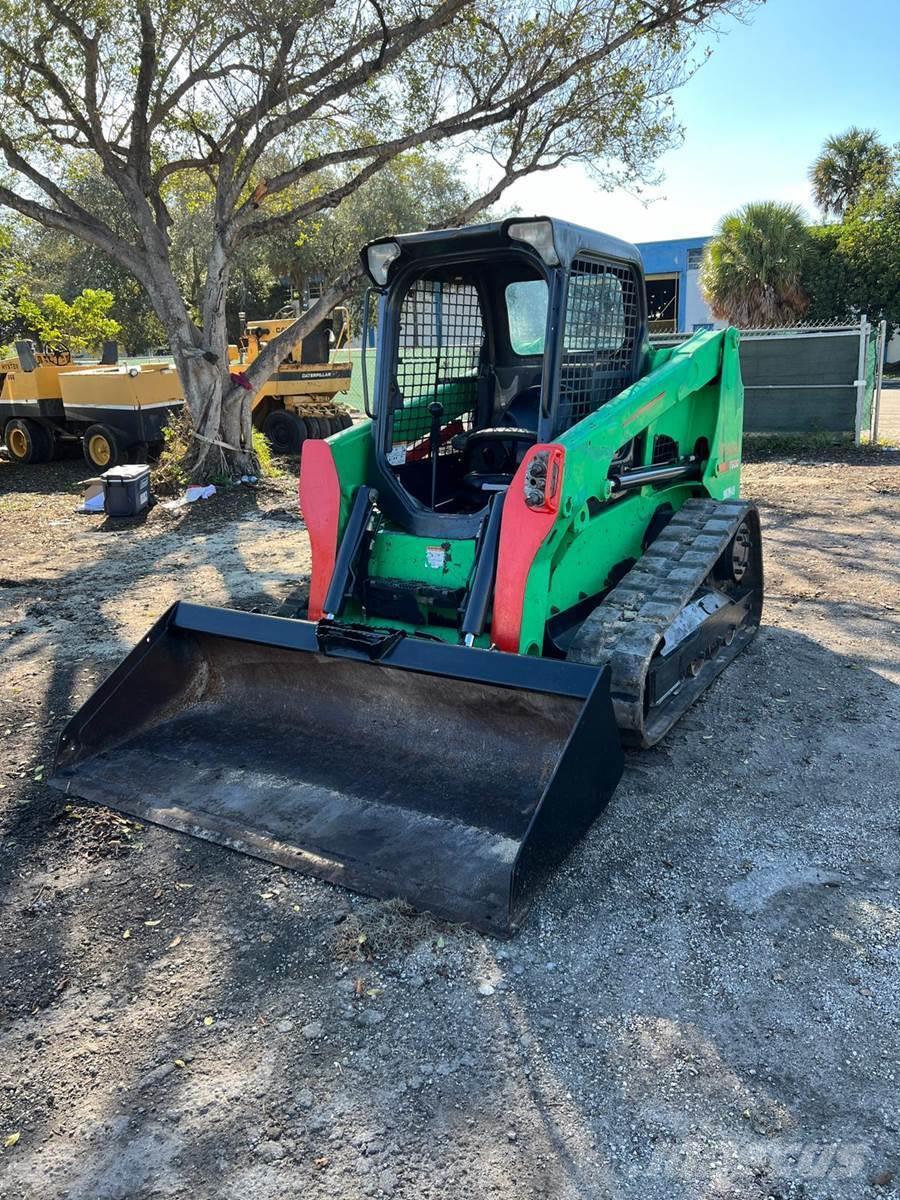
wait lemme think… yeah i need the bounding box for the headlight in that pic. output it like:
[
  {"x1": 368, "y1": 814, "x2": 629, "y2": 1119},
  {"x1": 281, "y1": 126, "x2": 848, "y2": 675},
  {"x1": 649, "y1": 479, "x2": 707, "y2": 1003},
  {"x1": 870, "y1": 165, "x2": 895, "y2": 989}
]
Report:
[
  {"x1": 506, "y1": 220, "x2": 559, "y2": 266},
  {"x1": 366, "y1": 240, "x2": 402, "y2": 286},
  {"x1": 522, "y1": 445, "x2": 564, "y2": 511}
]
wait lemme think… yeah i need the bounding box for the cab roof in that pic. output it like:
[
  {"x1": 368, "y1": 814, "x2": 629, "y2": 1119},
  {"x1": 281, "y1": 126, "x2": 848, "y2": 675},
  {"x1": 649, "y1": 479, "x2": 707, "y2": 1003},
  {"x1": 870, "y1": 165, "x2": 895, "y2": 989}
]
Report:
[{"x1": 360, "y1": 216, "x2": 644, "y2": 285}]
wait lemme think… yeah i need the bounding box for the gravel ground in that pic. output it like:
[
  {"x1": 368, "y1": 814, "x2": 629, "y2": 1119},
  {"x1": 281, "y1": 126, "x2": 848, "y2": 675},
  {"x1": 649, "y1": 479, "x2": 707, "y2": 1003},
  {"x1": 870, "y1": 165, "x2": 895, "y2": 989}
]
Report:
[{"x1": 1, "y1": 448, "x2": 899, "y2": 1200}]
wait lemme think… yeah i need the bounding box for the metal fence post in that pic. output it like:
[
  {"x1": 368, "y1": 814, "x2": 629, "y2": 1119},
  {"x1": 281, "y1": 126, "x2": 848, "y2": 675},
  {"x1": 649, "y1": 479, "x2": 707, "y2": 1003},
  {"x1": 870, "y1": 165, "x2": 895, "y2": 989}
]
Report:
[
  {"x1": 853, "y1": 314, "x2": 870, "y2": 445},
  {"x1": 871, "y1": 319, "x2": 887, "y2": 442}
]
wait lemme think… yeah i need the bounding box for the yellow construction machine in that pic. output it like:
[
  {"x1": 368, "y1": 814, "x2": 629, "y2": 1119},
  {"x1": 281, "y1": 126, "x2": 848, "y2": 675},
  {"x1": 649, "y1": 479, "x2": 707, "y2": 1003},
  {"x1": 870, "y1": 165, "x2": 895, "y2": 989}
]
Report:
[
  {"x1": 3, "y1": 304, "x2": 354, "y2": 469},
  {"x1": 232, "y1": 305, "x2": 355, "y2": 453},
  {"x1": 0, "y1": 342, "x2": 183, "y2": 469}
]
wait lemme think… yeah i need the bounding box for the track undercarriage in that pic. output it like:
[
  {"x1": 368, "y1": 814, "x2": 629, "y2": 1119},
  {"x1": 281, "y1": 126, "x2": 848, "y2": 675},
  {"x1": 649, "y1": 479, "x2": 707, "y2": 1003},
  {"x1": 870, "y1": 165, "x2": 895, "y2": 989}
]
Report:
[{"x1": 569, "y1": 499, "x2": 763, "y2": 747}]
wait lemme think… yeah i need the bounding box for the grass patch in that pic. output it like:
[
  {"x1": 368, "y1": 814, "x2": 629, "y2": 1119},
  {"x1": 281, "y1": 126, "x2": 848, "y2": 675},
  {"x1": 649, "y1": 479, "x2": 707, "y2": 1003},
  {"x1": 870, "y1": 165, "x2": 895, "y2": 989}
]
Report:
[
  {"x1": 153, "y1": 406, "x2": 192, "y2": 493},
  {"x1": 252, "y1": 426, "x2": 284, "y2": 479},
  {"x1": 153, "y1": 407, "x2": 284, "y2": 492},
  {"x1": 742, "y1": 430, "x2": 896, "y2": 462},
  {"x1": 331, "y1": 899, "x2": 449, "y2": 962},
  {"x1": 743, "y1": 430, "x2": 852, "y2": 459}
]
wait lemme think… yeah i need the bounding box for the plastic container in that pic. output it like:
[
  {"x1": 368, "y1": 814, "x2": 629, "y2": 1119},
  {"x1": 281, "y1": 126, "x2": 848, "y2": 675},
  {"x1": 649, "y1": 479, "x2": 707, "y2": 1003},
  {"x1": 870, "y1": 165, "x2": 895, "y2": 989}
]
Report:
[{"x1": 102, "y1": 464, "x2": 151, "y2": 516}]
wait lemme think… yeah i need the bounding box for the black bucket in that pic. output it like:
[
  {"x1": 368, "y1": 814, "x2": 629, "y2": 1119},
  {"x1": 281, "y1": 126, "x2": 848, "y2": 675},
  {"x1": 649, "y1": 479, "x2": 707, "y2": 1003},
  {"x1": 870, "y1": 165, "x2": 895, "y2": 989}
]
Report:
[{"x1": 50, "y1": 604, "x2": 623, "y2": 935}]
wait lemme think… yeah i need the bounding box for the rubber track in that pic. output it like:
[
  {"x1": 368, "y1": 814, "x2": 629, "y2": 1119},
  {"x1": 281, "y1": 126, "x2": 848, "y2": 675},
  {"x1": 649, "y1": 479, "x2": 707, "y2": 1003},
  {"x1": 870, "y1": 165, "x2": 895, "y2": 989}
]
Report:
[{"x1": 567, "y1": 498, "x2": 762, "y2": 748}]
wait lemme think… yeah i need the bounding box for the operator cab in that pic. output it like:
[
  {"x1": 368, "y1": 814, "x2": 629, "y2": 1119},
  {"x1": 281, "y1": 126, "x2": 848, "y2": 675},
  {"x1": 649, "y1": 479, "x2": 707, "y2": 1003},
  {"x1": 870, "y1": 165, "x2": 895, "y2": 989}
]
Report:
[
  {"x1": 361, "y1": 218, "x2": 646, "y2": 538},
  {"x1": 388, "y1": 256, "x2": 546, "y2": 512}
]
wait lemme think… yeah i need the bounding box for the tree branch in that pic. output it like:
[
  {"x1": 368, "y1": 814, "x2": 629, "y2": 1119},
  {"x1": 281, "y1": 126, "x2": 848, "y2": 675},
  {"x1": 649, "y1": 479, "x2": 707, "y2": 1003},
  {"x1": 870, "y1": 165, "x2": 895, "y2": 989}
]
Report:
[
  {"x1": 228, "y1": 0, "x2": 471, "y2": 208},
  {"x1": 238, "y1": 265, "x2": 363, "y2": 394},
  {"x1": 0, "y1": 183, "x2": 148, "y2": 283},
  {"x1": 129, "y1": 1, "x2": 157, "y2": 184}
]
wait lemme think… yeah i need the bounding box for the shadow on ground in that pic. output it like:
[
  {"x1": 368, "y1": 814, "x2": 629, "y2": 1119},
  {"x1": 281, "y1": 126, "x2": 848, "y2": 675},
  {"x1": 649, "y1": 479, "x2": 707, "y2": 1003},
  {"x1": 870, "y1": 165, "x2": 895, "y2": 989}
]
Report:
[{"x1": 1, "y1": 458, "x2": 898, "y2": 1199}]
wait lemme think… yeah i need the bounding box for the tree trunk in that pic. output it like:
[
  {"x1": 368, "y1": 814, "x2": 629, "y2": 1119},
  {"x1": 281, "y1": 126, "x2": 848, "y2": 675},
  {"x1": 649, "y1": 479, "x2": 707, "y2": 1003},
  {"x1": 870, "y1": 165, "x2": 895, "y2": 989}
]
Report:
[
  {"x1": 178, "y1": 355, "x2": 224, "y2": 474},
  {"x1": 181, "y1": 236, "x2": 255, "y2": 479},
  {"x1": 139, "y1": 243, "x2": 354, "y2": 481},
  {"x1": 219, "y1": 383, "x2": 255, "y2": 477}
]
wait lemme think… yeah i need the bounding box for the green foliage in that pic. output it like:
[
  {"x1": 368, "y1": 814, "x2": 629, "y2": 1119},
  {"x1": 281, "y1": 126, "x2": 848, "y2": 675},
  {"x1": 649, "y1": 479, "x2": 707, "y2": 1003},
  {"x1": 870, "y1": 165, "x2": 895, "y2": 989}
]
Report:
[
  {"x1": 0, "y1": 218, "x2": 29, "y2": 345},
  {"x1": 23, "y1": 166, "x2": 165, "y2": 352},
  {"x1": 153, "y1": 406, "x2": 192, "y2": 493},
  {"x1": 155, "y1": 405, "x2": 282, "y2": 491},
  {"x1": 804, "y1": 189, "x2": 900, "y2": 331},
  {"x1": 802, "y1": 225, "x2": 849, "y2": 323},
  {"x1": 700, "y1": 202, "x2": 811, "y2": 327},
  {"x1": 15, "y1": 155, "x2": 479, "y2": 344},
  {"x1": 809, "y1": 127, "x2": 895, "y2": 219},
  {"x1": 252, "y1": 151, "x2": 483, "y2": 323},
  {"x1": 16, "y1": 288, "x2": 121, "y2": 352},
  {"x1": 251, "y1": 428, "x2": 283, "y2": 479}
]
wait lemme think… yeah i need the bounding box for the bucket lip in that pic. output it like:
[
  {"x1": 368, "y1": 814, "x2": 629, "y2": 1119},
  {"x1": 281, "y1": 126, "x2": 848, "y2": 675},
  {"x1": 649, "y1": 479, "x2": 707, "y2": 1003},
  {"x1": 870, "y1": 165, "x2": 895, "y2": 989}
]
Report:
[
  {"x1": 170, "y1": 602, "x2": 602, "y2": 699},
  {"x1": 508, "y1": 663, "x2": 622, "y2": 922}
]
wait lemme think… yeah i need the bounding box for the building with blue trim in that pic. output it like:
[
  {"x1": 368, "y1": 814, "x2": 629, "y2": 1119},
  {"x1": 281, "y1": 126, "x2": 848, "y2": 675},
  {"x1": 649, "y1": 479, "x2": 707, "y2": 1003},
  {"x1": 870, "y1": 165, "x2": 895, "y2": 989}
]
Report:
[{"x1": 634, "y1": 236, "x2": 716, "y2": 334}]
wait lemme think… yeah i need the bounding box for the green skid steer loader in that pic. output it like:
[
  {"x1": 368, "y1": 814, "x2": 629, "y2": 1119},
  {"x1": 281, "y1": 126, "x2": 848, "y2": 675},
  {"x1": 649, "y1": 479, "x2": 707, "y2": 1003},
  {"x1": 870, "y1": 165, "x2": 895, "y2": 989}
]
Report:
[{"x1": 51, "y1": 218, "x2": 763, "y2": 936}]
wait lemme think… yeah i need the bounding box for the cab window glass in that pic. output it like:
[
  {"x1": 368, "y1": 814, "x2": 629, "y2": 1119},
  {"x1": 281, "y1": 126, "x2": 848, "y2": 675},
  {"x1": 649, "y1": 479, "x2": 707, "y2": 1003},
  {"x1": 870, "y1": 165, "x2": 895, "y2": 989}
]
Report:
[{"x1": 505, "y1": 280, "x2": 548, "y2": 356}]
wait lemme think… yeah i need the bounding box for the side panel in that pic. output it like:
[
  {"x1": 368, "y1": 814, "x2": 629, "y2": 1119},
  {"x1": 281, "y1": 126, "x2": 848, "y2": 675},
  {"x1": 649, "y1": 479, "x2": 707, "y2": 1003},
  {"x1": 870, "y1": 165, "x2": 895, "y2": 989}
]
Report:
[
  {"x1": 300, "y1": 440, "x2": 341, "y2": 619},
  {"x1": 58, "y1": 366, "x2": 182, "y2": 409},
  {"x1": 508, "y1": 328, "x2": 745, "y2": 653},
  {"x1": 493, "y1": 444, "x2": 565, "y2": 654},
  {"x1": 301, "y1": 420, "x2": 374, "y2": 618},
  {"x1": 701, "y1": 327, "x2": 743, "y2": 500},
  {"x1": 1, "y1": 364, "x2": 68, "y2": 401},
  {"x1": 366, "y1": 529, "x2": 476, "y2": 590}
]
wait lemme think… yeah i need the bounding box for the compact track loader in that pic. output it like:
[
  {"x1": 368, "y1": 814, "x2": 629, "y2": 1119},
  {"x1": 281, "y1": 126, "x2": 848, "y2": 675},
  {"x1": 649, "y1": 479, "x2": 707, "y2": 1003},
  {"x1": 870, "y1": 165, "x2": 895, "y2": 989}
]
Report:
[{"x1": 51, "y1": 218, "x2": 763, "y2": 936}]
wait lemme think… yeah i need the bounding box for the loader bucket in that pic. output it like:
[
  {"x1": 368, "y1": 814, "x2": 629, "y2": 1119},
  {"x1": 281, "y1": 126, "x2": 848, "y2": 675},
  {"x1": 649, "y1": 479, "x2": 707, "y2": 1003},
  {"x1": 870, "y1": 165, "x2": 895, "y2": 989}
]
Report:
[{"x1": 50, "y1": 604, "x2": 623, "y2": 935}]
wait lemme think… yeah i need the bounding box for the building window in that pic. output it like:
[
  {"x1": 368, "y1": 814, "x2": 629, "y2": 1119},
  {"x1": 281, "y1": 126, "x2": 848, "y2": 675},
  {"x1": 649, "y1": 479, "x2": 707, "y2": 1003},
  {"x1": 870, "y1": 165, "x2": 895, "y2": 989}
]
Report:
[
  {"x1": 686, "y1": 247, "x2": 704, "y2": 271},
  {"x1": 645, "y1": 273, "x2": 679, "y2": 334}
]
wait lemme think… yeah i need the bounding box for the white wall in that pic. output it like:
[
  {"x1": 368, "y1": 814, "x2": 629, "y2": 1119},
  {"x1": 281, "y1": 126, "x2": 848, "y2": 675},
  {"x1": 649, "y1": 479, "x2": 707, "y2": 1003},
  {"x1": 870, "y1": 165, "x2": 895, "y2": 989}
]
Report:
[{"x1": 683, "y1": 268, "x2": 720, "y2": 330}]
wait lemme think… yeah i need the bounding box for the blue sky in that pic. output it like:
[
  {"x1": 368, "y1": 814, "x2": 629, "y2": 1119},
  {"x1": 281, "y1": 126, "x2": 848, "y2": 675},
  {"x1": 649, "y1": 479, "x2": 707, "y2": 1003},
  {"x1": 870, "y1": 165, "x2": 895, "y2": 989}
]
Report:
[{"x1": 506, "y1": 0, "x2": 900, "y2": 242}]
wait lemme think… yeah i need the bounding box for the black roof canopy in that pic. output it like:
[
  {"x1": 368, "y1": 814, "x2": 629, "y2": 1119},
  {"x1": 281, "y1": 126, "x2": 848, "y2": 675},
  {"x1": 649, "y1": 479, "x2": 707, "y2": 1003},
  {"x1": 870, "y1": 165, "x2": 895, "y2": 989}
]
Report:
[{"x1": 360, "y1": 216, "x2": 644, "y2": 285}]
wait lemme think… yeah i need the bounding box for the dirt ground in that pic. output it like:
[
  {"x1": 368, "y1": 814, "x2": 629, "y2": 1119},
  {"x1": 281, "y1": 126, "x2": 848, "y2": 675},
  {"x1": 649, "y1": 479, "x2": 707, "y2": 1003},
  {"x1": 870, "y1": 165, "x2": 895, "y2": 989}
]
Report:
[{"x1": 1, "y1": 447, "x2": 899, "y2": 1200}]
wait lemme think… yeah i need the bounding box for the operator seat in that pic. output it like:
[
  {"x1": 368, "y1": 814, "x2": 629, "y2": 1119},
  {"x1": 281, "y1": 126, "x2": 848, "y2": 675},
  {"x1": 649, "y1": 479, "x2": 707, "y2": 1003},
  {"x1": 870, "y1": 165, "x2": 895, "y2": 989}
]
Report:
[
  {"x1": 461, "y1": 427, "x2": 536, "y2": 502},
  {"x1": 497, "y1": 384, "x2": 541, "y2": 432}
]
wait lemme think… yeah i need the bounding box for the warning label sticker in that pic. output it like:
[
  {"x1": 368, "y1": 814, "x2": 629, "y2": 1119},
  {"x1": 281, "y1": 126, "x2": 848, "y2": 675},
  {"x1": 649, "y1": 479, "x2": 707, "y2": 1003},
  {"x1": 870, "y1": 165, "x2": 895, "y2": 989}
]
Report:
[{"x1": 425, "y1": 546, "x2": 446, "y2": 570}]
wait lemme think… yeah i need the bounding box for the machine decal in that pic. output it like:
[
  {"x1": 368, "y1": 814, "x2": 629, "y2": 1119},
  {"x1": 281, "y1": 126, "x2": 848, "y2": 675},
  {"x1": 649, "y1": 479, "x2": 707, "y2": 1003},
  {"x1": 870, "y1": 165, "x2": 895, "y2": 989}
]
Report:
[{"x1": 625, "y1": 390, "x2": 666, "y2": 425}]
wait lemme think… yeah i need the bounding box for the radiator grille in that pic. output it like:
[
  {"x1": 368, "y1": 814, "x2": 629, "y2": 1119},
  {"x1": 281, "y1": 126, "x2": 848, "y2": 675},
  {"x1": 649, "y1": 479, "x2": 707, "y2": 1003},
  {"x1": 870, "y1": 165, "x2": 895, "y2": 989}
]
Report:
[{"x1": 652, "y1": 434, "x2": 678, "y2": 465}]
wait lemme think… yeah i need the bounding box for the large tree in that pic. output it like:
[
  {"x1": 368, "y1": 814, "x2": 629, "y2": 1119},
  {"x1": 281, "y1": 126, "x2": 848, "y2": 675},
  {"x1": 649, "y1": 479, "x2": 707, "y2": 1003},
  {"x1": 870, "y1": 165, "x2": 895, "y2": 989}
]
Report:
[
  {"x1": 0, "y1": 0, "x2": 750, "y2": 475},
  {"x1": 700, "y1": 200, "x2": 811, "y2": 328},
  {"x1": 0, "y1": 219, "x2": 25, "y2": 346},
  {"x1": 809, "y1": 127, "x2": 894, "y2": 221}
]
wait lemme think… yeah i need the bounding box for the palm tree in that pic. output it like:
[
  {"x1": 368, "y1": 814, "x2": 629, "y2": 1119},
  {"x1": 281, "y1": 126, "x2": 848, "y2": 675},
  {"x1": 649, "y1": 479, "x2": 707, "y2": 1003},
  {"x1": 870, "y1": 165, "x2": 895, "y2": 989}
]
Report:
[
  {"x1": 699, "y1": 202, "x2": 811, "y2": 328},
  {"x1": 809, "y1": 128, "x2": 893, "y2": 219}
]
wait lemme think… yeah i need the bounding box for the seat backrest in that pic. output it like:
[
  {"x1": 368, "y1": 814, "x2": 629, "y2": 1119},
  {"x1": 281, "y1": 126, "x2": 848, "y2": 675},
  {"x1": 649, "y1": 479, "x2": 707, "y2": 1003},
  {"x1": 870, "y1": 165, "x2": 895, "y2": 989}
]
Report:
[{"x1": 15, "y1": 341, "x2": 38, "y2": 372}]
